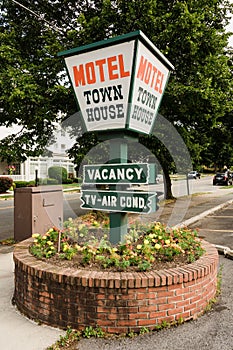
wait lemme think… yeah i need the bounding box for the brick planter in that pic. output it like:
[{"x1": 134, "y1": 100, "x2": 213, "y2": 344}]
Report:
[{"x1": 13, "y1": 238, "x2": 219, "y2": 334}]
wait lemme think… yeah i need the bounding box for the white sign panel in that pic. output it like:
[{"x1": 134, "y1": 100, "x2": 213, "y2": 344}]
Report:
[
  {"x1": 64, "y1": 41, "x2": 135, "y2": 132},
  {"x1": 128, "y1": 41, "x2": 170, "y2": 134}
]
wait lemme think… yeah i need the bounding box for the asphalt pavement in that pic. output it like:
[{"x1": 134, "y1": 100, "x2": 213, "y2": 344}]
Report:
[{"x1": 0, "y1": 188, "x2": 233, "y2": 350}]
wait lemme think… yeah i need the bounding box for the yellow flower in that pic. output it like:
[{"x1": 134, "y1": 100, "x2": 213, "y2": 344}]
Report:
[
  {"x1": 155, "y1": 243, "x2": 161, "y2": 250},
  {"x1": 42, "y1": 235, "x2": 47, "y2": 240},
  {"x1": 47, "y1": 241, "x2": 53, "y2": 246},
  {"x1": 144, "y1": 239, "x2": 149, "y2": 245},
  {"x1": 136, "y1": 244, "x2": 142, "y2": 250},
  {"x1": 75, "y1": 244, "x2": 84, "y2": 251},
  {"x1": 32, "y1": 233, "x2": 40, "y2": 238},
  {"x1": 165, "y1": 240, "x2": 170, "y2": 245},
  {"x1": 149, "y1": 233, "x2": 155, "y2": 239},
  {"x1": 154, "y1": 224, "x2": 161, "y2": 230},
  {"x1": 112, "y1": 247, "x2": 118, "y2": 252},
  {"x1": 158, "y1": 236, "x2": 163, "y2": 240},
  {"x1": 63, "y1": 244, "x2": 69, "y2": 252}
]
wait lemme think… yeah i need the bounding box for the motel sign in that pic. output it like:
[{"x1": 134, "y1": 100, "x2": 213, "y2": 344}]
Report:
[
  {"x1": 58, "y1": 31, "x2": 174, "y2": 243},
  {"x1": 58, "y1": 30, "x2": 174, "y2": 135}
]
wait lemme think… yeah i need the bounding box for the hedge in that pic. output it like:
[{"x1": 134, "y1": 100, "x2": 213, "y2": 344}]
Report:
[{"x1": 48, "y1": 166, "x2": 67, "y2": 183}]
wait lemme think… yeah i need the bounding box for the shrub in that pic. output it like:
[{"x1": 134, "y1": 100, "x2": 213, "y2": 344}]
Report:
[
  {"x1": 14, "y1": 181, "x2": 35, "y2": 188},
  {"x1": 40, "y1": 178, "x2": 59, "y2": 185},
  {"x1": 73, "y1": 177, "x2": 82, "y2": 183},
  {"x1": 48, "y1": 166, "x2": 67, "y2": 183},
  {"x1": 0, "y1": 177, "x2": 13, "y2": 193},
  {"x1": 62, "y1": 178, "x2": 73, "y2": 184}
]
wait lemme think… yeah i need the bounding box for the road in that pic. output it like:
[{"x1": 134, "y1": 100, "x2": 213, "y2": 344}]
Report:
[
  {"x1": 0, "y1": 176, "x2": 230, "y2": 240},
  {"x1": 189, "y1": 202, "x2": 233, "y2": 250}
]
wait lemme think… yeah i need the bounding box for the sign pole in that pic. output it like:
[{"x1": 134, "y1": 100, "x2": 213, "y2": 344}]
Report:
[{"x1": 109, "y1": 138, "x2": 128, "y2": 244}]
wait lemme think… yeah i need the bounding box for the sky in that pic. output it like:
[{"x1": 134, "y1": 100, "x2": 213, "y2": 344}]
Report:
[{"x1": 0, "y1": 8, "x2": 232, "y2": 142}]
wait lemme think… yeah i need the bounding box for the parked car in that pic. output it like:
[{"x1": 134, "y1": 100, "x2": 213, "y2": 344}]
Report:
[
  {"x1": 213, "y1": 173, "x2": 232, "y2": 186},
  {"x1": 188, "y1": 171, "x2": 201, "y2": 179},
  {"x1": 156, "y1": 174, "x2": 163, "y2": 183}
]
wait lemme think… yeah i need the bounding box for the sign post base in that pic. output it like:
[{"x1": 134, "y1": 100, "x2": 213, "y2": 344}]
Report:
[{"x1": 109, "y1": 212, "x2": 128, "y2": 244}]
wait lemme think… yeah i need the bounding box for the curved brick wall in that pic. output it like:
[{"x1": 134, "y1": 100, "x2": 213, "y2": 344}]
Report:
[{"x1": 13, "y1": 238, "x2": 219, "y2": 334}]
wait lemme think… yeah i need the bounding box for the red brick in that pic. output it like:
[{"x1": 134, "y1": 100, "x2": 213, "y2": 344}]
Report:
[
  {"x1": 137, "y1": 319, "x2": 156, "y2": 326},
  {"x1": 107, "y1": 327, "x2": 128, "y2": 334},
  {"x1": 176, "y1": 311, "x2": 191, "y2": 320},
  {"x1": 159, "y1": 303, "x2": 175, "y2": 311},
  {"x1": 139, "y1": 305, "x2": 157, "y2": 313},
  {"x1": 184, "y1": 303, "x2": 197, "y2": 312},
  {"x1": 148, "y1": 297, "x2": 165, "y2": 305},
  {"x1": 150, "y1": 311, "x2": 166, "y2": 318},
  {"x1": 157, "y1": 290, "x2": 174, "y2": 298},
  {"x1": 168, "y1": 307, "x2": 184, "y2": 316},
  {"x1": 117, "y1": 319, "x2": 137, "y2": 327}
]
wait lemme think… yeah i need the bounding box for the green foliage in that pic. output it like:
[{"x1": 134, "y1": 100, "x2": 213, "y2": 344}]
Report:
[
  {"x1": 14, "y1": 180, "x2": 35, "y2": 188},
  {"x1": 62, "y1": 177, "x2": 73, "y2": 184},
  {"x1": 0, "y1": 237, "x2": 15, "y2": 246},
  {"x1": 0, "y1": 176, "x2": 13, "y2": 193},
  {"x1": 47, "y1": 327, "x2": 81, "y2": 350},
  {"x1": 30, "y1": 228, "x2": 59, "y2": 259},
  {"x1": 82, "y1": 326, "x2": 105, "y2": 338},
  {"x1": 48, "y1": 166, "x2": 67, "y2": 183},
  {"x1": 1, "y1": 0, "x2": 233, "y2": 195},
  {"x1": 39, "y1": 178, "x2": 59, "y2": 185}
]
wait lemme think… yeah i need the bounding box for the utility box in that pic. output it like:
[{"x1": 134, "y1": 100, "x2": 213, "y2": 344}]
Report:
[{"x1": 14, "y1": 186, "x2": 63, "y2": 242}]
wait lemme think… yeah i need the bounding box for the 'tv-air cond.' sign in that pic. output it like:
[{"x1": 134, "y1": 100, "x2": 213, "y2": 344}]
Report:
[{"x1": 58, "y1": 31, "x2": 174, "y2": 135}]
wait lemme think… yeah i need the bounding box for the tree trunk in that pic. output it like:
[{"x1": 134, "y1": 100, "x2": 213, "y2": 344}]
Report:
[{"x1": 163, "y1": 167, "x2": 175, "y2": 200}]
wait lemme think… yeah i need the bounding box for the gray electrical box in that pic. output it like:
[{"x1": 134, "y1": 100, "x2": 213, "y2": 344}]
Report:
[{"x1": 14, "y1": 186, "x2": 63, "y2": 242}]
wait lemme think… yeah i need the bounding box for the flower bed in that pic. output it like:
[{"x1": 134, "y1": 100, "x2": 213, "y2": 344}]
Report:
[
  {"x1": 13, "y1": 238, "x2": 219, "y2": 334},
  {"x1": 29, "y1": 220, "x2": 205, "y2": 272}
]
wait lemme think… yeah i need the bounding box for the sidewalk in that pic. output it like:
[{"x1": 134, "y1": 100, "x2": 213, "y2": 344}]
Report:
[
  {"x1": 0, "y1": 253, "x2": 65, "y2": 350},
  {"x1": 0, "y1": 189, "x2": 233, "y2": 350}
]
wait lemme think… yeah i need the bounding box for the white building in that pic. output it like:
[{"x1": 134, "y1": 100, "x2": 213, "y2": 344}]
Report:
[{"x1": 0, "y1": 127, "x2": 76, "y2": 181}]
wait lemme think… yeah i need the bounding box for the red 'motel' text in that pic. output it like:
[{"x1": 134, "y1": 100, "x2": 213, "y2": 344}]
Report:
[
  {"x1": 136, "y1": 55, "x2": 164, "y2": 94},
  {"x1": 72, "y1": 54, "x2": 130, "y2": 87}
]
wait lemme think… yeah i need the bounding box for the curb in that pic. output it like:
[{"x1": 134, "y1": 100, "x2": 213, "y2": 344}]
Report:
[
  {"x1": 173, "y1": 198, "x2": 233, "y2": 261},
  {"x1": 173, "y1": 198, "x2": 233, "y2": 229}
]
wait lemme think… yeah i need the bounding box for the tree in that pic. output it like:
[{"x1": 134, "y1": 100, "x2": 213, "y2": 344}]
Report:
[
  {"x1": 68, "y1": 0, "x2": 233, "y2": 197},
  {"x1": 0, "y1": 0, "x2": 73, "y2": 162},
  {"x1": 1, "y1": 0, "x2": 233, "y2": 198}
]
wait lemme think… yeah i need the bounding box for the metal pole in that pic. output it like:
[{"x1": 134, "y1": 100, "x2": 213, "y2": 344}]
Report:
[
  {"x1": 109, "y1": 138, "x2": 128, "y2": 244},
  {"x1": 35, "y1": 169, "x2": 38, "y2": 187},
  {"x1": 186, "y1": 174, "x2": 190, "y2": 196}
]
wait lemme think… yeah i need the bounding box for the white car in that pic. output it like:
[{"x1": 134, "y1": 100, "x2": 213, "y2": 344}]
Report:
[
  {"x1": 156, "y1": 174, "x2": 163, "y2": 183},
  {"x1": 188, "y1": 171, "x2": 200, "y2": 179}
]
